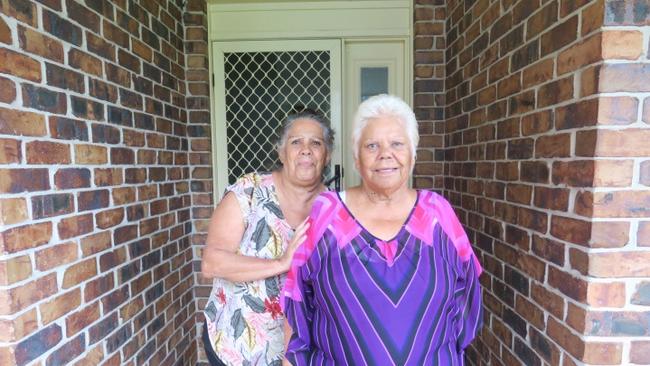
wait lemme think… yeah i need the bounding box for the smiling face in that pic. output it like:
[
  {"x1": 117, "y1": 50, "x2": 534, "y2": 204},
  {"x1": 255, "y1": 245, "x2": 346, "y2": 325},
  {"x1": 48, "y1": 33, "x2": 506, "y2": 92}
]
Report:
[
  {"x1": 278, "y1": 118, "x2": 330, "y2": 186},
  {"x1": 355, "y1": 115, "x2": 414, "y2": 193}
]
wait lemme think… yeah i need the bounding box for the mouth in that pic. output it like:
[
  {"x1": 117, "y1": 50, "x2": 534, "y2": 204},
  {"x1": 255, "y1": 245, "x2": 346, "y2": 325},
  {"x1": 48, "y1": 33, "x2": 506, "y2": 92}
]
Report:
[{"x1": 373, "y1": 168, "x2": 398, "y2": 174}]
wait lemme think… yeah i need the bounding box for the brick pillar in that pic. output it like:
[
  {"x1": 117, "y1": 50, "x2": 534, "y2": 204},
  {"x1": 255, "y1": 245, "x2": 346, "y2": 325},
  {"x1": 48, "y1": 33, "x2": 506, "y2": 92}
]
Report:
[
  {"x1": 413, "y1": 0, "x2": 446, "y2": 190},
  {"x1": 184, "y1": 0, "x2": 213, "y2": 364},
  {"x1": 0, "y1": 0, "x2": 195, "y2": 364},
  {"x1": 571, "y1": 1, "x2": 650, "y2": 364},
  {"x1": 443, "y1": 0, "x2": 649, "y2": 365}
]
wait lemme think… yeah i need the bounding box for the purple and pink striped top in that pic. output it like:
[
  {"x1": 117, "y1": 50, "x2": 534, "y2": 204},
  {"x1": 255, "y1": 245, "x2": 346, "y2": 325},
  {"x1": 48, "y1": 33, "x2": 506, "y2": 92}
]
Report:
[{"x1": 282, "y1": 190, "x2": 483, "y2": 365}]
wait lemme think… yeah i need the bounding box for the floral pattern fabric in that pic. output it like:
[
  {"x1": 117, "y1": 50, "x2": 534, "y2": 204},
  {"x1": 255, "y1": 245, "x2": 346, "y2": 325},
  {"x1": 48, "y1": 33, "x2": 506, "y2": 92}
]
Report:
[{"x1": 204, "y1": 172, "x2": 292, "y2": 366}]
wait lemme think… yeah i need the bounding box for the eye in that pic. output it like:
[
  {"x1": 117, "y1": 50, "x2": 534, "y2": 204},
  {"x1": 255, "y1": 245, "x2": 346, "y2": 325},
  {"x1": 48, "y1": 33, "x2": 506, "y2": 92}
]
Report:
[
  {"x1": 365, "y1": 143, "x2": 378, "y2": 150},
  {"x1": 290, "y1": 139, "x2": 301, "y2": 145},
  {"x1": 310, "y1": 140, "x2": 322, "y2": 147},
  {"x1": 391, "y1": 141, "x2": 405, "y2": 148}
]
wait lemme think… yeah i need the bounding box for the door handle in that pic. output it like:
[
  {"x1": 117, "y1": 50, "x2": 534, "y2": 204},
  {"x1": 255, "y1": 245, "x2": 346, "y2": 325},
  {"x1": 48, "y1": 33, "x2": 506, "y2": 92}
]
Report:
[{"x1": 325, "y1": 164, "x2": 343, "y2": 191}]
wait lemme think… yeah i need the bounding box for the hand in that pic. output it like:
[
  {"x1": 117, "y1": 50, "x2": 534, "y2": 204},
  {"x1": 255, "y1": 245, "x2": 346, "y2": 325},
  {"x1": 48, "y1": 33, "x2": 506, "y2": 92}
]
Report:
[{"x1": 279, "y1": 218, "x2": 310, "y2": 271}]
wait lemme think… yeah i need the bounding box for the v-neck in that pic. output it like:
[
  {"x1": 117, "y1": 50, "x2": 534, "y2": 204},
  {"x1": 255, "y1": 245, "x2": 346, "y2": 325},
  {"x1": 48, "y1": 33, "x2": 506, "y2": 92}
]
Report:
[
  {"x1": 269, "y1": 174, "x2": 295, "y2": 232},
  {"x1": 335, "y1": 189, "x2": 420, "y2": 243}
]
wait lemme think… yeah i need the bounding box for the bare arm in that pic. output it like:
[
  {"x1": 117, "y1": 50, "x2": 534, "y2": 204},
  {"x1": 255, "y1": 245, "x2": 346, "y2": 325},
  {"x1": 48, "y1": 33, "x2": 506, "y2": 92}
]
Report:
[
  {"x1": 283, "y1": 319, "x2": 293, "y2": 366},
  {"x1": 201, "y1": 192, "x2": 309, "y2": 283}
]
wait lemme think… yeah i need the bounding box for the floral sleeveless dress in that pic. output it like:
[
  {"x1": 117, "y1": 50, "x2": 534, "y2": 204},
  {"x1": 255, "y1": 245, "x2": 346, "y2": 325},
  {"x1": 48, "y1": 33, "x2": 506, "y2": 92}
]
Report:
[{"x1": 204, "y1": 172, "x2": 293, "y2": 366}]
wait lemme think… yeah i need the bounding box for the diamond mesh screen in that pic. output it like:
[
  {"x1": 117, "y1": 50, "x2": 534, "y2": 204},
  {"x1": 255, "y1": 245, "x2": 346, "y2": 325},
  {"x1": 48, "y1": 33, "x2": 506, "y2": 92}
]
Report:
[{"x1": 223, "y1": 51, "x2": 331, "y2": 184}]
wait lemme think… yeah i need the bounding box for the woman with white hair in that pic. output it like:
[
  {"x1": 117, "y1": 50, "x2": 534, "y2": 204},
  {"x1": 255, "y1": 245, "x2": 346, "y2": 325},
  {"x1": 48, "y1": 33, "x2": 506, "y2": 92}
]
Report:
[{"x1": 282, "y1": 95, "x2": 483, "y2": 365}]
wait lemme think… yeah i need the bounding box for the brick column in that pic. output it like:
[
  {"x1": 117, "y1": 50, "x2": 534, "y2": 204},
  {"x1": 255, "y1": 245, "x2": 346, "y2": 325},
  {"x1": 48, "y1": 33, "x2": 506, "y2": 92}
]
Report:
[
  {"x1": 0, "y1": 0, "x2": 194, "y2": 364},
  {"x1": 443, "y1": 0, "x2": 649, "y2": 365},
  {"x1": 413, "y1": 0, "x2": 446, "y2": 190},
  {"x1": 183, "y1": 0, "x2": 213, "y2": 363}
]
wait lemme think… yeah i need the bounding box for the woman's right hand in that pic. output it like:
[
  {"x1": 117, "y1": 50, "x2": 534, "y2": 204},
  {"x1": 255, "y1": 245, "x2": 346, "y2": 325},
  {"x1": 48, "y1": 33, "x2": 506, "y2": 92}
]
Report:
[{"x1": 278, "y1": 218, "x2": 310, "y2": 271}]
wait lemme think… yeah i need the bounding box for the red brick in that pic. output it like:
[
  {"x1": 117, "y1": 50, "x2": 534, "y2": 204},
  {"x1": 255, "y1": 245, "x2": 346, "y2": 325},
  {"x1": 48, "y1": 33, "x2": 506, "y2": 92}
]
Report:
[
  {"x1": 35, "y1": 242, "x2": 77, "y2": 273},
  {"x1": 46, "y1": 63, "x2": 85, "y2": 93},
  {"x1": 77, "y1": 189, "x2": 109, "y2": 211},
  {"x1": 582, "y1": 342, "x2": 622, "y2": 364},
  {"x1": 62, "y1": 258, "x2": 97, "y2": 289},
  {"x1": 557, "y1": 33, "x2": 601, "y2": 75},
  {"x1": 54, "y1": 168, "x2": 90, "y2": 189},
  {"x1": 0, "y1": 47, "x2": 42, "y2": 82},
  {"x1": 589, "y1": 282, "x2": 627, "y2": 309},
  {"x1": 551, "y1": 215, "x2": 591, "y2": 246},
  {"x1": 57, "y1": 213, "x2": 93, "y2": 239},
  {"x1": 631, "y1": 341, "x2": 650, "y2": 364},
  {"x1": 532, "y1": 234, "x2": 565, "y2": 266},
  {"x1": 0, "y1": 106, "x2": 46, "y2": 137},
  {"x1": 65, "y1": 0, "x2": 99, "y2": 33},
  {"x1": 0, "y1": 0, "x2": 37, "y2": 26},
  {"x1": 0, "y1": 255, "x2": 31, "y2": 286},
  {"x1": 581, "y1": 0, "x2": 604, "y2": 35},
  {"x1": 586, "y1": 190, "x2": 650, "y2": 218},
  {"x1": 0, "y1": 13, "x2": 11, "y2": 44},
  {"x1": 0, "y1": 76, "x2": 15, "y2": 103},
  {"x1": 0, "y1": 308, "x2": 37, "y2": 342},
  {"x1": 580, "y1": 64, "x2": 601, "y2": 97},
  {"x1": 640, "y1": 221, "x2": 650, "y2": 247},
  {"x1": 590, "y1": 221, "x2": 630, "y2": 248},
  {"x1": 534, "y1": 186, "x2": 569, "y2": 211},
  {"x1": 18, "y1": 26, "x2": 64, "y2": 63},
  {"x1": 46, "y1": 333, "x2": 84, "y2": 366},
  {"x1": 68, "y1": 48, "x2": 102, "y2": 77},
  {"x1": 556, "y1": 98, "x2": 599, "y2": 130},
  {"x1": 130, "y1": 38, "x2": 152, "y2": 62},
  {"x1": 598, "y1": 96, "x2": 639, "y2": 125},
  {"x1": 96, "y1": 208, "x2": 125, "y2": 229},
  {"x1": 39, "y1": 289, "x2": 80, "y2": 325},
  {"x1": 80, "y1": 231, "x2": 111, "y2": 257},
  {"x1": 0, "y1": 138, "x2": 20, "y2": 164},
  {"x1": 535, "y1": 133, "x2": 570, "y2": 158},
  {"x1": 540, "y1": 15, "x2": 578, "y2": 56},
  {"x1": 0, "y1": 198, "x2": 28, "y2": 225},
  {"x1": 113, "y1": 187, "x2": 136, "y2": 205},
  {"x1": 588, "y1": 251, "x2": 650, "y2": 277},
  {"x1": 602, "y1": 30, "x2": 644, "y2": 60},
  {"x1": 31, "y1": 193, "x2": 74, "y2": 219},
  {"x1": 71, "y1": 96, "x2": 104, "y2": 121},
  {"x1": 42, "y1": 8, "x2": 81, "y2": 45},
  {"x1": 522, "y1": 58, "x2": 554, "y2": 89},
  {"x1": 537, "y1": 76, "x2": 573, "y2": 108},
  {"x1": 95, "y1": 168, "x2": 123, "y2": 186},
  {"x1": 0, "y1": 273, "x2": 57, "y2": 316},
  {"x1": 644, "y1": 97, "x2": 650, "y2": 124},
  {"x1": 515, "y1": 295, "x2": 545, "y2": 330},
  {"x1": 26, "y1": 141, "x2": 70, "y2": 164},
  {"x1": 600, "y1": 63, "x2": 650, "y2": 93},
  {"x1": 0, "y1": 222, "x2": 52, "y2": 253},
  {"x1": 103, "y1": 19, "x2": 129, "y2": 48},
  {"x1": 547, "y1": 316, "x2": 584, "y2": 361},
  {"x1": 86, "y1": 31, "x2": 115, "y2": 61},
  {"x1": 75, "y1": 144, "x2": 108, "y2": 165},
  {"x1": 65, "y1": 302, "x2": 100, "y2": 337}
]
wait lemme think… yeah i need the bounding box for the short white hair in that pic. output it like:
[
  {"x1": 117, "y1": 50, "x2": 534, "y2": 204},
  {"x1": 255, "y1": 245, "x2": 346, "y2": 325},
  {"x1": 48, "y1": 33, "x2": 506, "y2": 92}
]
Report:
[{"x1": 351, "y1": 94, "x2": 419, "y2": 159}]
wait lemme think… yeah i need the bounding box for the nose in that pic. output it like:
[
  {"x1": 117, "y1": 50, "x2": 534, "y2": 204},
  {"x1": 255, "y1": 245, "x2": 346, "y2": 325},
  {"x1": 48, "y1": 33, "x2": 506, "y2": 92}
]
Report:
[
  {"x1": 378, "y1": 144, "x2": 392, "y2": 159},
  {"x1": 300, "y1": 143, "x2": 312, "y2": 155}
]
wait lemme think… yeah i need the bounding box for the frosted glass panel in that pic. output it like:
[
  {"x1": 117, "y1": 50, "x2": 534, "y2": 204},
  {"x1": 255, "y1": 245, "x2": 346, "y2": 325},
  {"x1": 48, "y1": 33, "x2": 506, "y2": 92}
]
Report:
[{"x1": 360, "y1": 67, "x2": 388, "y2": 101}]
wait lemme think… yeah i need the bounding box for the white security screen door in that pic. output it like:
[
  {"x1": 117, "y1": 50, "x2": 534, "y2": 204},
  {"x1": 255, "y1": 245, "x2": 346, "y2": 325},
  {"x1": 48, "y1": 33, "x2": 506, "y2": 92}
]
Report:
[{"x1": 212, "y1": 40, "x2": 342, "y2": 194}]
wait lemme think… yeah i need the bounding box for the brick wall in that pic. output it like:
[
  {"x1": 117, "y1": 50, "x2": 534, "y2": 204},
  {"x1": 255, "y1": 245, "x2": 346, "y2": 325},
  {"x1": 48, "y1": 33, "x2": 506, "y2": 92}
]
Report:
[
  {"x1": 0, "y1": 0, "x2": 197, "y2": 364},
  {"x1": 443, "y1": 0, "x2": 650, "y2": 365},
  {"x1": 414, "y1": 0, "x2": 447, "y2": 190}
]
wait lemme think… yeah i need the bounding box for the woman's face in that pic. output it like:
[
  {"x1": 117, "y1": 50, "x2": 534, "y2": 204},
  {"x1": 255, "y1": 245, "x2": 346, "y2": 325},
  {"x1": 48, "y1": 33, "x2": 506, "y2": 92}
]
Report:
[
  {"x1": 356, "y1": 115, "x2": 413, "y2": 193},
  {"x1": 279, "y1": 118, "x2": 330, "y2": 186}
]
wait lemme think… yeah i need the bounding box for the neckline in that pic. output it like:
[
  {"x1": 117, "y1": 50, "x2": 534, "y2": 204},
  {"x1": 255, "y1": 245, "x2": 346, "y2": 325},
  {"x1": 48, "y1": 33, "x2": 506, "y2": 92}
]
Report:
[
  {"x1": 335, "y1": 189, "x2": 420, "y2": 243},
  {"x1": 270, "y1": 172, "x2": 324, "y2": 231}
]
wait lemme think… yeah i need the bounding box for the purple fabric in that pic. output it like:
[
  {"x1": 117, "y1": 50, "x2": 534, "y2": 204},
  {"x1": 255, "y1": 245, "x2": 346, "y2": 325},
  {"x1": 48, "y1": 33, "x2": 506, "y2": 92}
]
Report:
[{"x1": 283, "y1": 191, "x2": 483, "y2": 365}]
